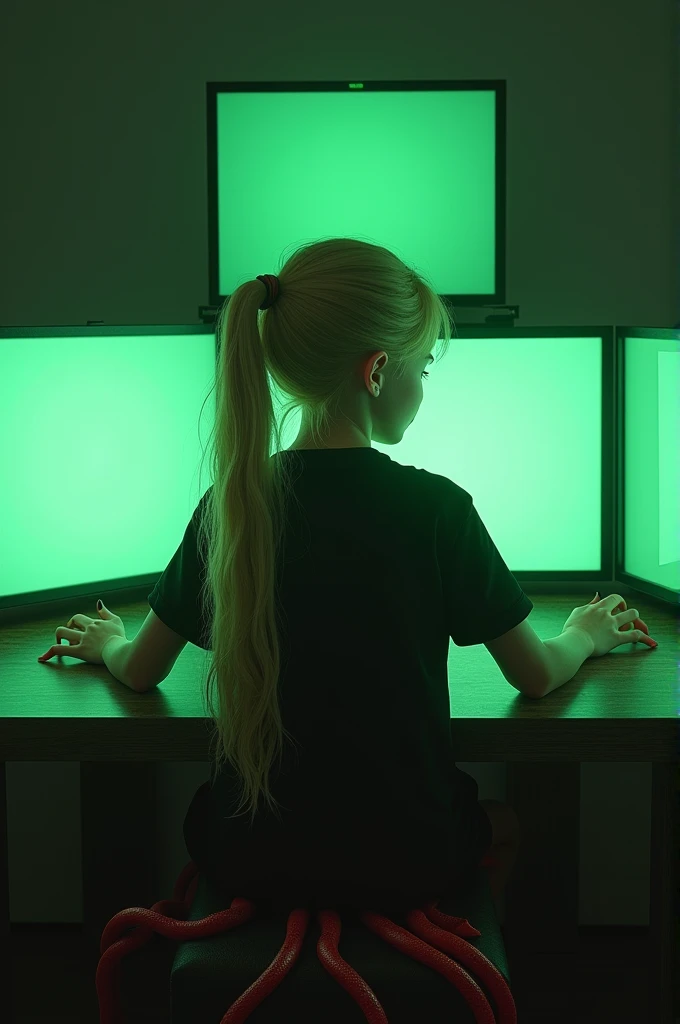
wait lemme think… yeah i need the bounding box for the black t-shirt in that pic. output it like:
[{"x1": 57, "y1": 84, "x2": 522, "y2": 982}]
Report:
[{"x1": 149, "y1": 448, "x2": 533, "y2": 910}]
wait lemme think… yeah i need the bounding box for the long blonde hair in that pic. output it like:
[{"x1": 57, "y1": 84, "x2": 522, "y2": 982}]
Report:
[{"x1": 196, "y1": 237, "x2": 455, "y2": 827}]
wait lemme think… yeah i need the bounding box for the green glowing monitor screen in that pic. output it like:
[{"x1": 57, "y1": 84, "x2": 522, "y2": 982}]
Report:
[
  {"x1": 622, "y1": 336, "x2": 680, "y2": 593},
  {"x1": 1, "y1": 326, "x2": 677, "y2": 606},
  {"x1": 0, "y1": 328, "x2": 594, "y2": 602},
  {"x1": 211, "y1": 81, "x2": 504, "y2": 304}
]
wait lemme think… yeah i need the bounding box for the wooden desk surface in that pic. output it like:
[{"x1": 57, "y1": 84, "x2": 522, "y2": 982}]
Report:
[{"x1": 1, "y1": 592, "x2": 676, "y2": 763}]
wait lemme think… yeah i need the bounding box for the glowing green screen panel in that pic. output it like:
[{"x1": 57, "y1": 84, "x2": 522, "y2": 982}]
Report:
[
  {"x1": 215, "y1": 87, "x2": 497, "y2": 298},
  {"x1": 623, "y1": 336, "x2": 680, "y2": 593},
  {"x1": 2, "y1": 330, "x2": 602, "y2": 601}
]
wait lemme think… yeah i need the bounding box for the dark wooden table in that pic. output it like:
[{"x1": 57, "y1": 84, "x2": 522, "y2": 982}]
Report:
[{"x1": 1, "y1": 591, "x2": 677, "y2": 1022}]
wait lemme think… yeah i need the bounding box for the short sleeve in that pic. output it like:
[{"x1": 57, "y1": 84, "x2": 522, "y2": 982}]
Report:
[
  {"x1": 148, "y1": 488, "x2": 213, "y2": 649},
  {"x1": 439, "y1": 489, "x2": 533, "y2": 647}
]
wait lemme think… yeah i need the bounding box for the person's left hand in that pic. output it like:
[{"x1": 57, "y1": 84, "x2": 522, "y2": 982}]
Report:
[{"x1": 38, "y1": 600, "x2": 127, "y2": 665}]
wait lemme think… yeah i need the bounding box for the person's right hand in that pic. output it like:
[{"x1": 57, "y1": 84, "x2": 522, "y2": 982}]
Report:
[{"x1": 562, "y1": 593, "x2": 657, "y2": 658}]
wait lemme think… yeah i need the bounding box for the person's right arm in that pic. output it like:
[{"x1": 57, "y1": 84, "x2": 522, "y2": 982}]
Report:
[
  {"x1": 484, "y1": 618, "x2": 594, "y2": 699},
  {"x1": 537, "y1": 627, "x2": 594, "y2": 697}
]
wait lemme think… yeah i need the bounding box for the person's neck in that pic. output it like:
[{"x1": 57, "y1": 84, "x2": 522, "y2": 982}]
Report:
[
  {"x1": 288, "y1": 442, "x2": 370, "y2": 450},
  {"x1": 288, "y1": 429, "x2": 371, "y2": 450}
]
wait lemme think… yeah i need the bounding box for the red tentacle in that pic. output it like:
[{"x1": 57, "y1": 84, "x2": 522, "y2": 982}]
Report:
[{"x1": 96, "y1": 860, "x2": 516, "y2": 1023}]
